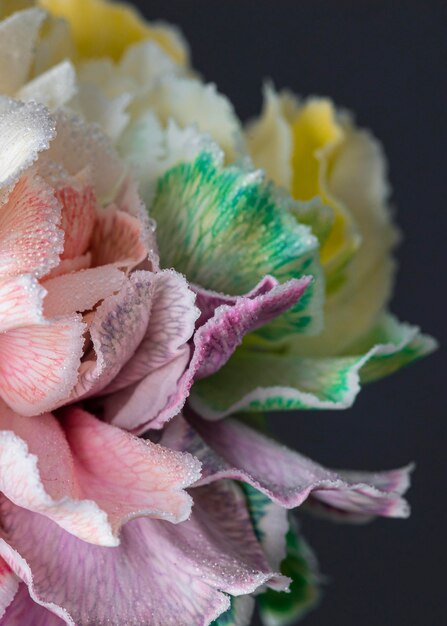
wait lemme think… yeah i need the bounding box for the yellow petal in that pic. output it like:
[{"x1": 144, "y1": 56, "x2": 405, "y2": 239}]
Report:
[
  {"x1": 291, "y1": 99, "x2": 359, "y2": 281},
  {"x1": 39, "y1": 0, "x2": 188, "y2": 64},
  {"x1": 0, "y1": 0, "x2": 35, "y2": 20}
]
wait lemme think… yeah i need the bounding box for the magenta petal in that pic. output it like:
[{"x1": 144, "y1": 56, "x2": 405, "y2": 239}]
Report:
[
  {"x1": 161, "y1": 415, "x2": 411, "y2": 520},
  {"x1": 193, "y1": 277, "x2": 311, "y2": 380},
  {"x1": 193, "y1": 275, "x2": 280, "y2": 326},
  {"x1": 0, "y1": 480, "x2": 285, "y2": 626}
]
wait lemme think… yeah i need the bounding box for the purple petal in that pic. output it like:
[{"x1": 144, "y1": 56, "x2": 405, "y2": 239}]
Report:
[
  {"x1": 193, "y1": 275, "x2": 279, "y2": 327},
  {"x1": 161, "y1": 415, "x2": 412, "y2": 520},
  {"x1": 117, "y1": 277, "x2": 309, "y2": 433},
  {"x1": 0, "y1": 480, "x2": 286, "y2": 626}
]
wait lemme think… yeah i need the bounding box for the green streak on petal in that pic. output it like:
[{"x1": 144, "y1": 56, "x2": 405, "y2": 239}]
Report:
[
  {"x1": 151, "y1": 150, "x2": 324, "y2": 339},
  {"x1": 190, "y1": 315, "x2": 436, "y2": 419},
  {"x1": 258, "y1": 523, "x2": 320, "y2": 626}
]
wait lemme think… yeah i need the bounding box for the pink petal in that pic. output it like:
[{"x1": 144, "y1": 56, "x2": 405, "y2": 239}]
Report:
[
  {"x1": 73, "y1": 270, "x2": 198, "y2": 411},
  {"x1": 0, "y1": 317, "x2": 85, "y2": 416},
  {"x1": 161, "y1": 415, "x2": 412, "y2": 520},
  {"x1": 0, "y1": 480, "x2": 285, "y2": 626},
  {"x1": 45, "y1": 253, "x2": 92, "y2": 279},
  {"x1": 112, "y1": 277, "x2": 309, "y2": 433},
  {"x1": 0, "y1": 405, "x2": 201, "y2": 546},
  {"x1": 106, "y1": 269, "x2": 198, "y2": 392},
  {"x1": 90, "y1": 207, "x2": 148, "y2": 272},
  {"x1": 193, "y1": 275, "x2": 280, "y2": 326},
  {"x1": 0, "y1": 557, "x2": 19, "y2": 619},
  {"x1": 56, "y1": 171, "x2": 97, "y2": 261},
  {"x1": 0, "y1": 276, "x2": 46, "y2": 333},
  {"x1": 0, "y1": 171, "x2": 62, "y2": 279},
  {"x1": 43, "y1": 266, "x2": 125, "y2": 317}
]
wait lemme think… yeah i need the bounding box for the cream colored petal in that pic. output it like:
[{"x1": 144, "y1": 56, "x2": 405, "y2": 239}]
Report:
[
  {"x1": 0, "y1": 8, "x2": 45, "y2": 94},
  {"x1": 18, "y1": 60, "x2": 77, "y2": 110},
  {"x1": 130, "y1": 76, "x2": 244, "y2": 161},
  {"x1": 246, "y1": 84, "x2": 293, "y2": 188},
  {"x1": 290, "y1": 123, "x2": 398, "y2": 356}
]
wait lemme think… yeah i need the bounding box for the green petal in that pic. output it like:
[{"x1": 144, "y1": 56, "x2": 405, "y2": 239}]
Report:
[
  {"x1": 348, "y1": 313, "x2": 438, "y2": 384},
  {"x1": 258, "y1": 522, "x2": 320, "y2": 626},
  {"x1": 150, "y1": 147, "x2": 324, "y2": 340},
  {"x1": 190, "y1": 314, "x2": 436, "y2": 418}
]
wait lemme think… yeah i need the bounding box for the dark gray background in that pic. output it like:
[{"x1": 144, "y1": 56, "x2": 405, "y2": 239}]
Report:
[{"x1": 135, "y1": 2, "x2": 446, "y2": 624}]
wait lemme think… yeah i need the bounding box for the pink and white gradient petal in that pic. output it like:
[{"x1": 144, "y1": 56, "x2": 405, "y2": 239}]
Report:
[
  {"x1": 0, "y1": 405, "x2": 201, "y2": 547},
  {"x1": 0, "y1": 315, "x2": 85, "y2": 416},
  {"x1": 0, "y1": 171, "x2": 62, "y2": 279}
]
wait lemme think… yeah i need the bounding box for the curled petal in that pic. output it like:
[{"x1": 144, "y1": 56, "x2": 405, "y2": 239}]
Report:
[
  {"x1": 0, "y1": 480, "x2": 283, "y2": 626},
  {"x1": 161, "y1": 415, "x2": 412, "y2": 520},
  {"x1": 0, "y1": 406, "x2": 201, "y2": 546},
  {"x1": 190, "y1": 314, "x2": 437, "y2": 418},
  {"x1": 106, "y1": 276, "x2": 308, "y2": 432}
]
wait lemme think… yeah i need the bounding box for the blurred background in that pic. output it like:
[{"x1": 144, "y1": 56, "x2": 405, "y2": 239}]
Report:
[{"x1": 136, "y1": 2, "x2": 445, "y2": 624}]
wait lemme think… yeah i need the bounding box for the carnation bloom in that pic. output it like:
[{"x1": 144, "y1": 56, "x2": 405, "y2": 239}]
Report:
[
  {"x1": 0, "y1": 3, "x2": 437, "y2": 626},
  {"x1": 0, "y1": 23, "x2": 307, "y2": 621},
  {"x1": 37, "y1": 0, "x2": 436, "y2": 419}
]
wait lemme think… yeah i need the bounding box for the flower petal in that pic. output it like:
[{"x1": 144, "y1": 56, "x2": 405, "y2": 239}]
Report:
[
  {"x1": 0, "y1": 480, "x2": 284, "y2": 626},
  {"x1": 0, "y1": 316, "x2": 84, "y2": 416},
  {"x1": 73, "y1": 270, "x2": 196, "y2": 404},
  {"x1": 0, "y1": 276, "x2": 46, "y2": 333},
  {"x1": 55, "y1": 170, "x2": 97, "y2": 261},
  {"x1": 0, "y1": 557, "x2": 19, "y2": 619},
  {"x1": 106, "y1": 276, "x2": 308, "y2": 432},
  {"x1": 0, "y1": 100, "x2": 55, "y2": 191},
  {"x1": 161, "y1": 415, "x2": 411, "y2": 519},
  {"x1": 0, "y1": 583, "x2": 65, "y2": 626},
  {"x1": 0, "y1": 171, "x2": 62, "y2": 279},
  {"x1": 40, "y1": 0, "x2": 188, "y2": 64},
  {"x1": 148, "y1": 127, "x2": 323, "y2": 340},
  {"x1": 0, "y1": 405, "x2": 201, "y2": 546},
  {"x1": 17, "y1": 60, "x2": 77, "y2": 111},
  {"x1": 0, "y1": 8, "x2": 45, "y2": 94},
  {"x1": 90, "y1": 207, "x2": 148, "y2": 271},
  {"x1": 43, "y1": 110, "x2": 125, "y2": 202},
  {"x1": 190, "y1": 314, "x2": 437, "y2": 417},
  {"x1": 43, "y1": 266, "x2": 125, "y2": 317}
]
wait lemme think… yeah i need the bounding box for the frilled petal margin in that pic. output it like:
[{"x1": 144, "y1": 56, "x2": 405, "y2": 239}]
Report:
[
  {"x1": 147, "y1": 124, "x2": 324, "y2": 341},
  {"x1": 161, "y1": 415, "x2": 412, "y2": 520},
  {"x1": 0, "y1": 404, "x2": 201, "y2": 547},
  {"x1": 103, "y1": 276, "x2": 309, "y2": 432},
  {"x1": 189, "y1": 314, "x2": 437, "y2": 417},
  {"x1": 0, "y1": 480, "x2": 287, "y2": 626}
]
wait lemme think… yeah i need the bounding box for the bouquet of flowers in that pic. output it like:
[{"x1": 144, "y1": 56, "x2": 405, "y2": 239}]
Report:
[{"x1": 0, "y1": 1, "x2": 436, "y2": 624}]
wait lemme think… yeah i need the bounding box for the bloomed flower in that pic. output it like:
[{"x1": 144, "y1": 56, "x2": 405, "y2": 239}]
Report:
[{"x1": 39, "y1": 0, "x2": 188, "y2": 64}]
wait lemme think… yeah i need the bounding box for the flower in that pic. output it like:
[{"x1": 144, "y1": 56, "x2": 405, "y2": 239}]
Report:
[
  {"x1": 33, "y1": 0, "x2": 436, "y2": 416},
  {"x1": 0, "y1": 3, "x2": 437, "y2": 626}
]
